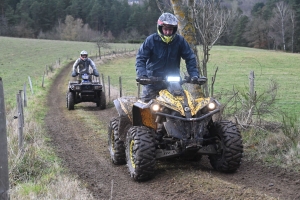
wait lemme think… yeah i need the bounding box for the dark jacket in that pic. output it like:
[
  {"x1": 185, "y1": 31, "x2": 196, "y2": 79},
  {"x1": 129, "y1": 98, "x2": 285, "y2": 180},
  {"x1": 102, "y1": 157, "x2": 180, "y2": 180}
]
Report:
[{"x1": 136, "y1": 33, "x2": 199, "y2": 78}]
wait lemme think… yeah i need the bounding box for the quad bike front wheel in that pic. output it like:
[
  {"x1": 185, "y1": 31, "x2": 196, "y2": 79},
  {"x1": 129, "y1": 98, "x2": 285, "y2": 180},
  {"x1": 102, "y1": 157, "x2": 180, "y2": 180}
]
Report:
[
  {"x1": 108, "y1": 117, "x2": 126, "y2": 165},
  {"x1": 97, "y1": 91, "x2": 106, "y2": 109},
  {"x1": 208, "y1": 120, "x2": 243, "y2": 172},
  {"x1": 67, "y1": 91, "x2": 75, "y2": 110},
  {"x1": 126, "y1": 126, "x2": 156, "y2": 181},
  {"x1": 100, "y1": 91, "x2": 106, "y2": 109}
]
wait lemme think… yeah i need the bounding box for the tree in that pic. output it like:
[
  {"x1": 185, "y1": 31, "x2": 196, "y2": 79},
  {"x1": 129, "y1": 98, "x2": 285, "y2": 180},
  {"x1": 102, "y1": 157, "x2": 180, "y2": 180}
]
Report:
[
  {"x1": 193, "y1": 0, "x2": 233, "y2": 96},
  {"x1": 232, "y1": 15, "x2": 249, "y2": 46},
  {"x1": 61, "y1": 15, "x2": 83, "y2": 40},
  {"x1": 244, "y1": 17, "x2": 269, "y2": 49},
  {"x1": 170, "y1": 0, "x2": 199, "y2": 74},
  {"x1": 270, "y1": 1, "x2": 290, "y2": 51},
  {"x1": 290, "y1": 9, "x2": 296, "y2": 52},
  {"x1": 94, "y1": 32, "x2": 110, "y2": 59}
]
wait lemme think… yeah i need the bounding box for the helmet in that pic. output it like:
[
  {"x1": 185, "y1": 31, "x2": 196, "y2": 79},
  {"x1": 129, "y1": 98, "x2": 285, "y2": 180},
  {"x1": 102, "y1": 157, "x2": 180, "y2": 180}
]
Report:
[
  {"x1": 80, "y1": 50, "x2": 88, "y2": 61},
  {"x1": 157, "y1": 13, "x2": 178, "y2": 44}
]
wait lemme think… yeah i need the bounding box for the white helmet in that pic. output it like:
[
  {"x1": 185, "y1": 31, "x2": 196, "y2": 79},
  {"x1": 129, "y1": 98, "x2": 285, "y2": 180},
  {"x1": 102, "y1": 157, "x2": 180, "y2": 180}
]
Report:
[
  {"x1": 80, "y1": 50, "x2": 88, "y2": 61},
  {"x1": 157, "y1": 13, "x2": 178, "y2": 44}
]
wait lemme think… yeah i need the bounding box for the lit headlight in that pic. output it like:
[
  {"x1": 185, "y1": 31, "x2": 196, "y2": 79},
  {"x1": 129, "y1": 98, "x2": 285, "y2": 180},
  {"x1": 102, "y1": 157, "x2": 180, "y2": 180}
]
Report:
[
  {"x1": 166, "y1": 76, "x2": 180, "y2": 82},
  {"x1": 151, "y1": 104, "x2": 160, "y2": 112},
  {"x1": 208, "y1": 102, "x2": 216, "y2": 110}
]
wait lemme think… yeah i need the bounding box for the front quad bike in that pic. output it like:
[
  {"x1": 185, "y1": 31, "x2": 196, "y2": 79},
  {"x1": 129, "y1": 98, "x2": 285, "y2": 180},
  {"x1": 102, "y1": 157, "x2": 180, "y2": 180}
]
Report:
[
  {"x1": 66, "y1": 72, "x2": 106, "y2": 110},
  {"x1": 108, "y1": 76, "x2": 243, "y2": 181}
]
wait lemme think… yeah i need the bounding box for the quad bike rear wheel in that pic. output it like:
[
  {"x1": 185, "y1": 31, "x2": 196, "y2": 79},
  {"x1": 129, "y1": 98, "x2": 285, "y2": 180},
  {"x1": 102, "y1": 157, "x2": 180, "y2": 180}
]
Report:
[
  {"x1": 67, "y1": 91, "x2": 75, "y2": 110},
  {"x1": 108, "y1": 117, "x2": 126, "y2": 165},
  {"x1": 126, "y1": 126, "x2": 156, "y2": 181},
  {"x1": 208, "y1": 121, "x2": 243, "y2": 172}
]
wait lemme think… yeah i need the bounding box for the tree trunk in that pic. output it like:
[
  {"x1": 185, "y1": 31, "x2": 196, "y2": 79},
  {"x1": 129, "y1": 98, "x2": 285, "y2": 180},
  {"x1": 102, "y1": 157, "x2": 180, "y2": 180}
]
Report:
[{"x1": 171, "y1": 0, "x2": 204, "y2": 97}]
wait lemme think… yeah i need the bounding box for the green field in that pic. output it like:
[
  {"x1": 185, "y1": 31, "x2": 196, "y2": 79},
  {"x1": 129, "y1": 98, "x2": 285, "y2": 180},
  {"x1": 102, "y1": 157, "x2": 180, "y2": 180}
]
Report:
[
  {"x1": 0, "y1": 36, "x2": 139, "y2": 107},
  {"x1": 207, "y1": 46, "x2": 300, "y2": 114}
]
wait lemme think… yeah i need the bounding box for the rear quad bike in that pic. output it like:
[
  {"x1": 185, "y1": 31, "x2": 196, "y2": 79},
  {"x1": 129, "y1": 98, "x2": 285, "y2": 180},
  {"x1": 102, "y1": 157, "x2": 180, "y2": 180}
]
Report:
[
  {"x1": 108, "y1": 75, "x2": 243, "y2": 181},
  {"x1": 66, "y1": 72, "x2": 106, "y2": 110}
]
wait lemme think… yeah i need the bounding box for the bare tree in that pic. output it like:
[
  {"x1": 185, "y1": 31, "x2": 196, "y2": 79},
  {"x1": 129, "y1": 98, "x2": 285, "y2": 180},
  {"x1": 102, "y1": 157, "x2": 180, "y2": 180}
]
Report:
[
  {"x1": 290, "y1": 10, "x2": 296, "y2": 53},
  {"x1": 193, "y1": 0, "x2": 233, "y2": 96},
  {"x1": 244, "y1": 18, "x2": 269, "y2": 49},
  {"x1": 94, "y1": 32, "x2": 110, "y2": 59},
  {"x1": 270, "y1": 1, "x2": 290, "y2": 51}
]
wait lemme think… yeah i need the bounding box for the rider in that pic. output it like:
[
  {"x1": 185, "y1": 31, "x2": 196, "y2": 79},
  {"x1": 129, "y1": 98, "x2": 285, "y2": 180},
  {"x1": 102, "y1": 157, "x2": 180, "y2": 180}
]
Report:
[
  {"x1": 72, "y1": 50, "x2": 99, "y2": 79},
  {"x1": 135, "y1": 12, "x2": 200, "y2": 102}
]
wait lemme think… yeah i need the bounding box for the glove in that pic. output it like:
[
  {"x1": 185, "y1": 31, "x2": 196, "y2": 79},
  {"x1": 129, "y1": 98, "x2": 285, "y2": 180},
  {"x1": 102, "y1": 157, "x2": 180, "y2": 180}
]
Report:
[
  {"x1": 136, "y1": 75, "x2": 149, "y2": 85},
  {"x1": 191, "y1": 76, "x2": 199, "y2": 84},
  {"x1": 71, "y1": 70, "x2": 78, "y2": 77},
  {"x1": 198, "y1": 76, "x2": 207, "y2": 85},
  {"x1": 191, "y1": 76, "x2": 207, "y2": 85},
  {"x1": 93, "y1": 69, "x2": 99, "y2": 77}
]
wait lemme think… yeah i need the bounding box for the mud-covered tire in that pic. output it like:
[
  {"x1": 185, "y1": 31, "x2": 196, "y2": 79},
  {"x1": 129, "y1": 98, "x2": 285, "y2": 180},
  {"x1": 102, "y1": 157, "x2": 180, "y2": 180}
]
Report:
[
  {"x1": 208, "y1": 121, "x2": 243, "y2": 172},
  {"x1": 99, "y1": 91, "x2": 106, "y2": 110},
  {"x1": 67, "y1": 91, "x2": 75, "y2": 110},
  {"x1": 125, "y1": 126, "x2": 156, "y2": 181},
  {"x1": 108, "y1": 117, "x2": 126, "y2": 165}
]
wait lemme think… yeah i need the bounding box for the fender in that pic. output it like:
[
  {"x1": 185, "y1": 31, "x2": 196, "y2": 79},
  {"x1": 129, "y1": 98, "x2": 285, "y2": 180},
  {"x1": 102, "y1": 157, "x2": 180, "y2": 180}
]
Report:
[
  {"x1": 113, "y1": 97, "x2": 136, "y2": 140},
  {"x1": 132, "y1": 100, "x2": 157, "y2": 129}
]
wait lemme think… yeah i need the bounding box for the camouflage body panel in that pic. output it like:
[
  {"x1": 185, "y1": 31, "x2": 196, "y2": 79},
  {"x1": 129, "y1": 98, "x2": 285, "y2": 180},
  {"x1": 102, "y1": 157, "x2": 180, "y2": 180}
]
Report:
[
  {"x1": 113, "y1": 96, "x2": 137, "y2": 122},
  {"x1": 156, "y1": 89, "x2": 211, "y2": 116}
]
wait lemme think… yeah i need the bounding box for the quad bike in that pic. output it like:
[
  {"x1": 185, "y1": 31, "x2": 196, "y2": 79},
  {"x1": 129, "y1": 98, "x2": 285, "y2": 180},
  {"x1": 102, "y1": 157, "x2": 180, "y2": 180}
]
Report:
[
  {"x1": 66, "y1": 71, "x2": 106, "y2": 110},
  {"x1": 108, "y1": 75, "x2": 243, "y2": 181}
]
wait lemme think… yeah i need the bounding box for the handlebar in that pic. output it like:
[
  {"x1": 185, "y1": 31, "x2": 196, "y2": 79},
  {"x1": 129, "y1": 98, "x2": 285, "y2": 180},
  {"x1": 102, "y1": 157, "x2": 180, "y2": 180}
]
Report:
[{"x1": 136, "y1": 76, "x2": 207, "y2": 85}]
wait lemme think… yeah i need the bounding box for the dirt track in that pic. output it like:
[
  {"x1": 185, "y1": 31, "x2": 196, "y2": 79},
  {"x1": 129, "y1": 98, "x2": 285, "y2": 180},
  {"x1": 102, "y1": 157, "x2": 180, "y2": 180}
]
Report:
[{"x1": 45, "y1": 55, "x2": 300, "y2": 200}]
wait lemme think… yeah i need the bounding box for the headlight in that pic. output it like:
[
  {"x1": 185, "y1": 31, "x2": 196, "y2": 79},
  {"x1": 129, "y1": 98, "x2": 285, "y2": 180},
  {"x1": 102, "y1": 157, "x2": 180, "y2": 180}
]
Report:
[
  {"x1": 82, "y1": 74, "x2": 89, "y2": 79},
  {"x1": 151, "y1": 104, "x2": 160, "y2": 112},
  {"x1": 166, "y1": 76, "x2": 180, "y2": 82},
  {"x1": 94, "y1": 85, "x2": 102, "y2": 90},
  {"x1": 72, "y1": 85, "x2": 81, "y2": 90},
  {"x1": 208, "y1": 102, "x2": 216, "y2": 110}
]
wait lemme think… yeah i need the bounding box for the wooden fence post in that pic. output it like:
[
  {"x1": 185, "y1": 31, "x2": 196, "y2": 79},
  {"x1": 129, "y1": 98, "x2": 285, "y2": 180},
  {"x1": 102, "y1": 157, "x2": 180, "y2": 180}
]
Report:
[
  {"x1": 0, "y1": 77, "x2": 10, "y2": 200},
  {"x1": 17, "y1": 92, "x2": 24, "y2": 152},
  {"x1": 28, "y1": 76, "x2": 33, "y2": 94},
  {"x1": 119, "y1": 76, "x2": 122, "y2": 97},
  {"x1": 23, "y1": 83, "x2": 27, "y2": 107},
  {"x1": 42, "y1": 71, "x2": 45, "y2": 87},
  {"x1": 108, "y1": 76, "x2": 111, "y2": 102},
  {"x1": 19, "y1": 90, "x2": 24, "y2": 126},
  {"x1": 248, "y1": 71, "x2": 255, "y2": 123},
  {"x1": 45, "y1": 65, "x2": 48, "y2": 76},
  {"x1": 249, "y1": 71, "x2": 255, "y2": 99}
]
